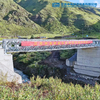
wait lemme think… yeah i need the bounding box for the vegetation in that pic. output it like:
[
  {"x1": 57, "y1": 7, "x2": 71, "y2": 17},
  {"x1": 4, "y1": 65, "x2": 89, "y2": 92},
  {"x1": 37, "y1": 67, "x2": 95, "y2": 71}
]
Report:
[
  {"x1": 14, "y1": 49, "x2": 76, "y2": 69},
  {"x1": 0, "y1": 0, "x2": 47, "y2": 36},
  {"x1": 14, "y1": 52, "x2": 51, "y2": 65},
  {"x1": 14, "y1": 0, "x2": 100, "y2": 36},
  {"x1": 13, "y1": 49, "x2": 76, "y2": 78},
  {"x1": 1, "y1": 0, "x2": 100, "y2": 99},
  {"x1": 13, "y1": 52, "x2": 63, "y2": 77},
  {"x1": 0, "y1": 75, "x2": 100, "y2": 100},
  {"x1": 0, "y1": 0, "x2": 100, "y2": 38},
  {"x1": 13, "y1": 51, "x2": 66, "y2": 78},
  {"x1": 60, "y1": 49, "x2": 76, "y2": 60}
]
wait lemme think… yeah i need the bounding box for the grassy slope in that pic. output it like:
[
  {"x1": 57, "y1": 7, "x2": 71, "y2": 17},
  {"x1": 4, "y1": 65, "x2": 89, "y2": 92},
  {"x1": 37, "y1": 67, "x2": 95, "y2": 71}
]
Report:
[
  {"x1": 14, "y1": 0, "x2": 100, "y2": 37},
  {"x1": 0, "y1": 75, "x2": 100, "y2": 100},
  {"x1": 0, "y1": 0, "x2": 47, "y2": 37}
]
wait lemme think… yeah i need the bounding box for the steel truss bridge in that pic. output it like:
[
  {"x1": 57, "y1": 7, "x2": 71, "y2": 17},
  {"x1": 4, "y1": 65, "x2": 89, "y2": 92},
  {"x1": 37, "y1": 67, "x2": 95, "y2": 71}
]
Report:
[{"x1": 1, "y1": 39, "x2": 100, "y2": 53}]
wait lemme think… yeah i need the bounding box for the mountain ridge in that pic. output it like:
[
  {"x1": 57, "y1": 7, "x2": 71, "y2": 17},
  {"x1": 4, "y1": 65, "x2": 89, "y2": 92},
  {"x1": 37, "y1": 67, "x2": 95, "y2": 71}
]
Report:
[
  {"x1": 0, "y1": 0, "x2": 100, "y2": 38},
  {"x1": 0, "y1": 0, "x2": 46, "y2": 37}
]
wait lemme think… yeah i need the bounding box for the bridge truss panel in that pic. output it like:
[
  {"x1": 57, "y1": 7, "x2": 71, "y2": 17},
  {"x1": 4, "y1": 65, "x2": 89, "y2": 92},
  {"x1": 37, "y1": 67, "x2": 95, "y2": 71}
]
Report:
[{"x1": 2, "y1": 39, "x2": 100, "y2": 53}]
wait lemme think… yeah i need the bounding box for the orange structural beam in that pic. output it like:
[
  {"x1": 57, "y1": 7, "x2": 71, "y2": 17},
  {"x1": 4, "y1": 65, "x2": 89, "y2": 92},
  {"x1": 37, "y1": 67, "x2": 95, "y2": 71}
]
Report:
[{"x1": 21, "y1": 40, "x2": 93, "y2": 46}]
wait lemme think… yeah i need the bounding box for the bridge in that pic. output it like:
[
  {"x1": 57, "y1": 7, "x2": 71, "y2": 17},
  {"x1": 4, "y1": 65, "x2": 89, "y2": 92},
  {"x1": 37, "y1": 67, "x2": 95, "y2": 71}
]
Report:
[
  {"x1": 2, "y1": 39, "x2": 100, "y2": 53},
  {"x1": 0, "y1": 39, "x2": 100, "y2": 83}
]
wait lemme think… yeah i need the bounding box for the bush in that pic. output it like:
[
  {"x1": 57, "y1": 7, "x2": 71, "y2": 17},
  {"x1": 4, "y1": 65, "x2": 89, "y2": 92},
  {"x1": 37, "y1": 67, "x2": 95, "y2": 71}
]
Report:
[
  {"x1": 0, "y1": 75, "x2": 100, "y2": 100},
  {"x1": 60, "y1": 49, "x2": 76, "y2": 60},
  {"x1": 30, "y1": 35, "x2": 34, "y2": 39}
]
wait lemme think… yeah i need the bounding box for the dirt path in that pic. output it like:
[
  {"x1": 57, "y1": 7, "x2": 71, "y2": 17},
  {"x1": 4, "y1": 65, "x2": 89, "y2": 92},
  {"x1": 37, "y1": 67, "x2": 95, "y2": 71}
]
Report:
[{"x1": 44, "y1": 51, "x2": 66, "y2": 69}]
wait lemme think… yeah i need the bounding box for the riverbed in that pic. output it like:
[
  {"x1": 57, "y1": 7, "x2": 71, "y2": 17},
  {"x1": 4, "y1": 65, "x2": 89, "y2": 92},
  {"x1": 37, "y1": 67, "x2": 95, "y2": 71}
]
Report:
[{"x1": 14, "y1": 68, "x2": 30, "y2": 83}]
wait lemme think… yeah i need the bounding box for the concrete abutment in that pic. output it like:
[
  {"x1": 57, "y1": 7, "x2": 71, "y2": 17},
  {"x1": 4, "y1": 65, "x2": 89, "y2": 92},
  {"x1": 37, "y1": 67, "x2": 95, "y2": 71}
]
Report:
[
  {"x1": 0, "y1": 48, "x2": 22, "y2": 83},
  {"x1": 74, "y1": 47, "x2": 100, "y2": 77}
]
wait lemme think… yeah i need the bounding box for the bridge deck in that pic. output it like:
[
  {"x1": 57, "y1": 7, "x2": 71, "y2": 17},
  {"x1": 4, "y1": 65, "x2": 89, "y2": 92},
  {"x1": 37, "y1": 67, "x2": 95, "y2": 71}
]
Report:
[{"x1": 2, "y1": 39, "x2": 100, "y2": 53}]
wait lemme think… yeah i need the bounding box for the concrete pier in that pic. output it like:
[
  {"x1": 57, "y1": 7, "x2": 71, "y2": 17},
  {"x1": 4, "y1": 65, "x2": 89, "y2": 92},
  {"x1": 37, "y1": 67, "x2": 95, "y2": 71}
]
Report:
[
  {"x1": 66, "y1": 52, "x2": 77, "y2": 67},
  {"x1": 0, "y1": 48, "x2": 22, "y2": 83},
  {"x1": 74, "y1": 48, "x2": 100, "y2": 77}
]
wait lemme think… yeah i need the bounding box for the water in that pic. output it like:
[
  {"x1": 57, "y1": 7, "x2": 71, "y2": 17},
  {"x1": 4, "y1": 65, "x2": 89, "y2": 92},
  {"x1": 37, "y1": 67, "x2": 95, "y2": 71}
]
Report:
[{"x1": 14, "y1": 68, "x2": 30, "y2": 83}]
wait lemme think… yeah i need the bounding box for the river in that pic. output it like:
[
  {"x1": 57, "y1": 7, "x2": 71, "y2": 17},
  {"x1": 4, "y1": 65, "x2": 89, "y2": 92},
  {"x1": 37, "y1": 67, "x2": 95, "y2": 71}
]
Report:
[{"x1": 14, "y1": 68, "x2": 30, "y2": 83}]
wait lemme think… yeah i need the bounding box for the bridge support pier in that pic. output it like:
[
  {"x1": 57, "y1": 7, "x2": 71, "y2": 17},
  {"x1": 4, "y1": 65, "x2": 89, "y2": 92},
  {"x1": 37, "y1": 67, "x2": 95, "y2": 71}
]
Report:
[
  {"x1": 0, "y1": 48, "x2": 22, "y2": 83},
  {"x1": 74, "y1": 47, "x2": 100, "y2": 77}
]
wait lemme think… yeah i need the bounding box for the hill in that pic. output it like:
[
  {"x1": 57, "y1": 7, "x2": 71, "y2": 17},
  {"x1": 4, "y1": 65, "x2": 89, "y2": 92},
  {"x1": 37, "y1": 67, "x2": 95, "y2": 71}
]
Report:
[
  {"x1": 0, "y1": 0, "x2": 100, "y2": 38},
  {"x1": 14, "y1": 0, "x2": 100, "y2": 36},
  {"x1": 0, "y1": 0, "x2": 46, "y2": 37}
]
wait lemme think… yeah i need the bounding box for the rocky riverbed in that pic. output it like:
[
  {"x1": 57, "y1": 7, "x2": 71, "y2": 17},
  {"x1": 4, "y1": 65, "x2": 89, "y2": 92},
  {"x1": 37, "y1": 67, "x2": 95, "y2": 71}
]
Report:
[{"x1": 14, "y1": 68, "x2": 30, "y2": 83}]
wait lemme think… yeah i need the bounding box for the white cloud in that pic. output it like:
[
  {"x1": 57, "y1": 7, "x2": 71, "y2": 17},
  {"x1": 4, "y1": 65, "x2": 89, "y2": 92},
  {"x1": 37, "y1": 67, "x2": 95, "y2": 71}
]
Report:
[
  {"x1": 94, "y1": 1, "x2": 100, "y2": 8},
  {"x1": 79, "y1": 0, "x2": 84, "y2": 3}
]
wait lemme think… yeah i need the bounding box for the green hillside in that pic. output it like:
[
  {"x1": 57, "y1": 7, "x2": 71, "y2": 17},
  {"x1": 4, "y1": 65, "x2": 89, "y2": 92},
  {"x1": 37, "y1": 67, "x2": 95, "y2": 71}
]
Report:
[
  {"x1": 0, "y1": 0, "x2": 46, "y2": 37},
  {"x1": 0, "y1": 0, "x2": 100, "y2": 38},
  {"x1": 14, "y1": 0, "x2": 100, "y2": 37}
]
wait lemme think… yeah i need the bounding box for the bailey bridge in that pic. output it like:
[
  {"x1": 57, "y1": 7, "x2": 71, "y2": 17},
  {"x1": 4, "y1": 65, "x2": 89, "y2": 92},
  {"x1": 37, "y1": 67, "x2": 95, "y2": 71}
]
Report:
[{"x1": 0, "y1": 39, "x2": 100, "y2": 83}]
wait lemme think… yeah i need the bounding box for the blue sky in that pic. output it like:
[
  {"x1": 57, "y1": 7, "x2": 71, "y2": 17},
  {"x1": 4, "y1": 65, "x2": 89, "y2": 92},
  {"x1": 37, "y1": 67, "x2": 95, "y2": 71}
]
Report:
[{"x1": 66, "y1": 0, "x2": 100, "y2": 7}]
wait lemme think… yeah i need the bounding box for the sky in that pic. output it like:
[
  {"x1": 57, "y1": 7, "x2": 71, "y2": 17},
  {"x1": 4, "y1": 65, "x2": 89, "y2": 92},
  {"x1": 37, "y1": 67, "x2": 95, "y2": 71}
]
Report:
[{"x1": 66, "y1": 0, "x2": 100, "y2": 8}]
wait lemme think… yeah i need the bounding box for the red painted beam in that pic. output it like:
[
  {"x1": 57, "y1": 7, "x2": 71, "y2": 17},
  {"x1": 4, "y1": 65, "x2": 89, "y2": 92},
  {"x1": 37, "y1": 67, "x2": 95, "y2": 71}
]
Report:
[{"x1": 21, "y1": 40, "x2": 93, "y2": 46}]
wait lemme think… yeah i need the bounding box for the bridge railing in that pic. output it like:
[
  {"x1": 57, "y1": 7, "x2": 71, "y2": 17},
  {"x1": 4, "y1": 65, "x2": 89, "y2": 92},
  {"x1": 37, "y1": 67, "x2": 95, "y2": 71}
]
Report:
[{"x1": 2, "y1": 39, "x2": 100, "y2": 53}]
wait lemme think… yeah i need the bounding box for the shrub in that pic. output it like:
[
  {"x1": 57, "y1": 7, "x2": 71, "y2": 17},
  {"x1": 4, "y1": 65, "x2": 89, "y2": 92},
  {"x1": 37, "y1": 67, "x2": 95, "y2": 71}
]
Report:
[{"x1": 0, "y1": 75, "x2": 100, "y2": 100}]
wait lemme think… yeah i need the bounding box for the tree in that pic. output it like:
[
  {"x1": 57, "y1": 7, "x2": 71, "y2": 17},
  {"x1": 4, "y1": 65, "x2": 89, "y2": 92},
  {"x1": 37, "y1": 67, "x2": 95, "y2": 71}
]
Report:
[{"x1": 30, "y1": 35, "x2": 34, "y2": 39}]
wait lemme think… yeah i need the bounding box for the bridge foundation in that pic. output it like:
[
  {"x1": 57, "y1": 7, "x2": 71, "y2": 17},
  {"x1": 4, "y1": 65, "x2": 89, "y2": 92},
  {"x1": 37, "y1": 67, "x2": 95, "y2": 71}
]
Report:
[
  {"x1": 0, "y1": 48, "x2": 22, "y2": 83},
  {"x1": 74, "y1": 47, "x2": 100, "y2": 77},
  {"x1": 0, "y1": 49, "x2": 14, "y2": 71}
]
